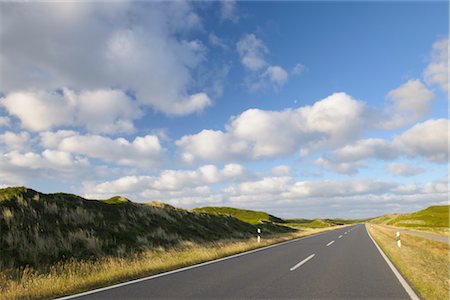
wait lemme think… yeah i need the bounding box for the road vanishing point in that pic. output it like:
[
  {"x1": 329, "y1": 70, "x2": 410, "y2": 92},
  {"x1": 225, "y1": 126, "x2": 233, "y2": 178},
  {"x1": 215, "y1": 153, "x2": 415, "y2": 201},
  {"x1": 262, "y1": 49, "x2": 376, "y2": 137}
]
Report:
[{"x1": 60, "y1": 224, "x2": 416, "y2": 299}]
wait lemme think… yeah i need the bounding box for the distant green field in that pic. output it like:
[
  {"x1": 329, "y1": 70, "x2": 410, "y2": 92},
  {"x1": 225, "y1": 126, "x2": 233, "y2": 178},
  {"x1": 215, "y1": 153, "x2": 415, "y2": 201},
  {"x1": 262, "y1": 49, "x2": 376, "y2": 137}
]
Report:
[
  {"x1": 388, "y1": 205, "x2": 449, "y2": 228},
  {"x1": 286, "y1": 217, "x2": 365, "y2": 228},
  {"x1": 369, "y1": 205, "x2": 449, "y2": 235},
  {"x1": 193, "y1": 206, "x2": 284, "y2": 225}
]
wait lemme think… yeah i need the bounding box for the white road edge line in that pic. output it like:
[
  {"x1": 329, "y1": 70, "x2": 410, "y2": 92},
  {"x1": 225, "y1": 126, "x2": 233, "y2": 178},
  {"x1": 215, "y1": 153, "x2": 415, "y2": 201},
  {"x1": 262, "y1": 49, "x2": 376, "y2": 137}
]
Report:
[
  {"x1": 338, "y1": 235, "x2": 343, "y2": 238},
  {"x1": 56, "y1": 228, "x2": 343, "y2": 300},
  {"x1": 290, "y1": 254, "x2": 315, "y2": 271},
  {"x1": 366, "y1": 225, "x2": 419, "y2": 300},
  {"x1": 326, "y1": 240, "x2": 335, "y2": 246}
]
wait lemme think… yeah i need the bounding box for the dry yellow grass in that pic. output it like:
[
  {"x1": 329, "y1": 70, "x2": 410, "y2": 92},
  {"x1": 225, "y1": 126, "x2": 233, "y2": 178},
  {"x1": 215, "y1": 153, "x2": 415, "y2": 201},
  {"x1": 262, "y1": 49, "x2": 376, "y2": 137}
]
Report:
[
  {"x1": 0, "y1": 226, "x2": 343, "y2": 300},
  {"x1": 368, "y1": 224, "x2": 449, "y2": 300}
]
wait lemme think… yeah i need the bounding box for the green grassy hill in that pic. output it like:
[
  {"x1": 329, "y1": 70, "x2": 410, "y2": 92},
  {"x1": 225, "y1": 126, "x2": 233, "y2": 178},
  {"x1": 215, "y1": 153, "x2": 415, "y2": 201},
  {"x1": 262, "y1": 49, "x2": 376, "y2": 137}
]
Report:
[
  {"x1": 193, "y1": 206, "x2": 284, "y2": 224},
  {"x1": 373, "y1": 205, "x2": 449, "y2": 228},
  {"x1": 0, "y1": 187, "x2": 294, "y2": 270}
]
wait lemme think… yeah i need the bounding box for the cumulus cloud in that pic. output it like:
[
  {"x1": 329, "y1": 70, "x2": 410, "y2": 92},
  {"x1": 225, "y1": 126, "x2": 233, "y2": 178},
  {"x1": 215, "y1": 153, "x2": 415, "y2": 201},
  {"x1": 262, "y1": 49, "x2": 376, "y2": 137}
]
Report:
[
  {"x1": 393, "y1": 118, "x2": 448, "y2": 163},
  {"x1": 261, "y1": 66, "x2": 289, "y2": 87},
  {"x1": 177, "y1": 92, "x2": 367, "y2": 163},
  {"x1": 236, "y1": 34, "x2": 290, "y2": 90},
  {"x1": 0, "y1": 2, "x2": 213, "y2": 116},
  {"x1": 315, "y1": 157, "x2": 366, "y2": 175},
  {"x1": 0, "y1": 131, "x2": 31, "y2": 151},
  {"x1": 40, "y1": 130, "x2": 164, "y2": 168},
  {"x1": 236, "y1": 34, "x2": 268, "y2": 71},
  {"x1": 82, "y1": 163, "x2": 247, "y2": 203},
  {"x1": 0, "y1": 149, "x2": 89, "y2": 183},
  {"x1": 381, "y1": 79, "x2": 434, "y2": 129},
  {"x1": 387, "y1": 163, "x2": 425, "y2": 177},
  {"x1": 1, "y1": 89, "x2": 142, "y2": 133},
  {"x1": 316, "y1": 119, "x2": 448, "y2": 174},
  {"x1": 423, "y1": 37, "x2": 448, "y2": 92},
  {"x1": 220, "y1": 0, "x2": 239, "y2": 23},
  {"x1": 272, "y1": 165, "x2": 291, "y2": 176}
]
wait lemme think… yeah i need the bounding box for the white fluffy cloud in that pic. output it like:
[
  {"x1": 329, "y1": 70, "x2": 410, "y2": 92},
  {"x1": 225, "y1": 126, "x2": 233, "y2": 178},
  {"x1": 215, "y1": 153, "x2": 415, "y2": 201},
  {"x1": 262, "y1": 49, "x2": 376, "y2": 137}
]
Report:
[
  {"x1": 236, "y1": 33, "x2": 290, "y2": 90},
  {"x1": 82, "y1": 163, "x2": 247, "y2": 201},
  {"x1": 262, "y1": 66, "x2": 289, "y2": 87},
  {"x1": 423, "y1": 37, "x2": 448, "y2": 92},
  {"x1": 40, "y1": 130, "x2": 164, "y2": 168},
  {"x1": 382, "y1": 79, "x2": 434, "y2": 129},
  {"x1": 236, "y1": 34, "x2": 268, "y2": 71},
  {"x1": 1, "y1": 89, "x2": 142, "y2": 133},
  {"x1": 272, "y1": 165, "x2": 291, "y2": 176},
  {"x1": 0, "y1": 131, "x2": 30, "y2": 151},
  {"x1": 0, "y1": 2, "x2": 212, "y2": 116},
  {"x1": 387, "y1": 163, "x2": 425, "y2": 177},
  {"x1": 177, "y1": 92, "x2": 367, "y2": 163},
  {"x1": 0, "y1": 149, "x2": 90, "y2": 183},
  {"x1": 316, "y1": 118, "x2": 448, "y2": 174},
  {"x1": 393, "y1": 118, "x2": 448, "y2": 163}
]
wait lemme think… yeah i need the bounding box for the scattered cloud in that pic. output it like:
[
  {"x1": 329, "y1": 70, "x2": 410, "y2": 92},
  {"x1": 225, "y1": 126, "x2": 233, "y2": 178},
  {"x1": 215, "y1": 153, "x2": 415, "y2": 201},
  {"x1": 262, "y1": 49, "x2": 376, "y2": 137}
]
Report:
[
  {"x1": 236, "y1": 33, "x2": 290, "y2": 90},
  {"x1": 381, "y1": 79, "x2": 434, "y2": 129},
  {"x1": 208, "y1": 33, "x2": 228, "y2": 49},
  {"x1": 0, "y1": 2, "x2": 213, "y2": 117},
  {"x1": 82, "y1": 163, "x2": 247, "y2": 201},
  {"x1": 262, "y1": 66, "x2": 289, "y2": 87},
  {"x1": 0, "y1": 149, "x2": 90, "y2": 183},
  {"x1": 220, "y1": 0, "x2": 239, "y2": 23},
  {"x1": 316, "y1": 118, "x2": 448, "y2": 174},
  {"x1": 177, "y1": 92, "x2": 367, "y2": 163},
  {"x1": 272, "y1": 165, "x2": 291, "y2": 176},
  {"x1": 423, "y1": 37, "x2": 448, "y2": 92},
  {"x1": 1, "y1": 89, "x2": 142, "y2": 133},
  {"x1": 40, "y1": 130, "x2": 164, "y2": 168},
  {"x1": 387, "y1": 163, "x2": 426, "y2": 177},
  {"x1": 237, "y1": 34, "x2": 268, "y2": 71},
  {"x1": 291, "y1": 63, "x2": 306, "y2": 75},
  {"x1": 0, "y1": 131, "x2": 31, "y2": 151}
]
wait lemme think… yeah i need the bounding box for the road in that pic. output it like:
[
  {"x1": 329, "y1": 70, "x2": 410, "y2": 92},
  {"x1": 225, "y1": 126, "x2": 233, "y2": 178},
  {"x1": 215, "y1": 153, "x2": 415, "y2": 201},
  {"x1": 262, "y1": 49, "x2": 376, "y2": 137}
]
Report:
[{"x1": 64, "y1": 224, "x2": 414, "y2": 299}]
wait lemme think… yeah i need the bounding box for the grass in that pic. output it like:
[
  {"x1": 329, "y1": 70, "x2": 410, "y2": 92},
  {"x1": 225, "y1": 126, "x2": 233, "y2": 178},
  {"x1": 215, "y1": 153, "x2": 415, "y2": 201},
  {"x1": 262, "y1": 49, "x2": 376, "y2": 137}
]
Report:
[
  {"x1": 367, "y1": 224, "x2": 449, "y2": 300},
  {"x1": 193, "y1": 206, "x2": 284, "y2": 224},
  {"x1": 0, "y1": 226, "x2": 344, "y2": 300},
  {"x1": 0, "y1": 187, "x2": 294, "y2": 270},
  {"x1": 370, "y1": 205, "x2": 449, "y2": 236}
]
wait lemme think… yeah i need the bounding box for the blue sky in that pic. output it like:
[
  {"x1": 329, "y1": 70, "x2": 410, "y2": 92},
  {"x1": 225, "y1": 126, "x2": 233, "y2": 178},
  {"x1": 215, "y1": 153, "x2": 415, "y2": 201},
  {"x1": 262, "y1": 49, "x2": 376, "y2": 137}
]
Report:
[{"x1": 0, "y1": 1, "x2": 448, "y2": 218}]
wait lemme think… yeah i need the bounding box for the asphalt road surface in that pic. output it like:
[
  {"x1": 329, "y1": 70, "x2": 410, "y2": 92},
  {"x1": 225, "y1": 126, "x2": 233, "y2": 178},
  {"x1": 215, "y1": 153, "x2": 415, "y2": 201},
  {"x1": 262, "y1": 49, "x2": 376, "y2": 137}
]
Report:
[{"x1": 65, "y1": 224, "x2": 413, "y2": 299}]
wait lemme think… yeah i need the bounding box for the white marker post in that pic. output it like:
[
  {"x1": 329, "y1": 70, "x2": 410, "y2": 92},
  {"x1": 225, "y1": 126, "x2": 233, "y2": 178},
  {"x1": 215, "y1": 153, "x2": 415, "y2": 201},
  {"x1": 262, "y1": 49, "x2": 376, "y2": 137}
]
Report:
[
  {"x1": 396, "y1": 231, "x2": 401, "y2": 248},
  {"x1": 257, "y1": 228, "x2": 261, "y2": 243}
]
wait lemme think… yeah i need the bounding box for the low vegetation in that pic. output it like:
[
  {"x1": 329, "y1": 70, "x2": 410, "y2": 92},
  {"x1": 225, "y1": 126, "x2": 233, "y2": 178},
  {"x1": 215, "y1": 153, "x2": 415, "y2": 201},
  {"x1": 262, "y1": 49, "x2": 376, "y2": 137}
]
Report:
[
  {"x1": 193, "y1": 206, "x2": 285, "y2": 224},
  {"x1": 0, "y1": 187, "x2": 294, "y2": 271},
  {"x1": 368, "y1": 224, "x2": 449, "y2": 300},
  {"x1": 286, "y1": 217, "x2": 368, "y2": 229},
  {"x1": 370, "y1": 205, "x2": 449, "y2": 236}
]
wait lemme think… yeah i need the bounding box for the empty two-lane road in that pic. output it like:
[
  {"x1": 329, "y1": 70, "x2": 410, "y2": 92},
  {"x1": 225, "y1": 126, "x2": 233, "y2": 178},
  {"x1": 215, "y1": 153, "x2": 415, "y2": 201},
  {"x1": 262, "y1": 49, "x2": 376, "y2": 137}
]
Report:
[{"x1": 64, "y1": 224, "x2": 414, "y2": 299}]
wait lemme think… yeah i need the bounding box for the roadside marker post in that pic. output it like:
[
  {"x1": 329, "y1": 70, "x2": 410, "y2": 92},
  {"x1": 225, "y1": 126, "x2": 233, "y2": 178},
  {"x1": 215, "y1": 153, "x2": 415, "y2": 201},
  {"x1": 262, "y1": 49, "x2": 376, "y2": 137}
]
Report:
[
  {"x1": 396, "y1": 231, "x2": 401, "y2": 248},
  {"x1": 257, "y1": 228, "x2": 261, "y2": 243}
]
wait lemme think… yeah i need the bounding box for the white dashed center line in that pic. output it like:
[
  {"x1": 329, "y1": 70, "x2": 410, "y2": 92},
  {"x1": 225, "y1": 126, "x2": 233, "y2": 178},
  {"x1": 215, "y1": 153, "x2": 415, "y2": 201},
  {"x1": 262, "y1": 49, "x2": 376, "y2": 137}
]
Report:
[
  {"x1": 290, "y1": 254, "x2": 315, "y2": 271},
  {"x1": 326, "y1": 240, "x2": 335, "y2": 247},
  {"x1": 338, "y1": 235, "x2": 343, "y2": 238}
]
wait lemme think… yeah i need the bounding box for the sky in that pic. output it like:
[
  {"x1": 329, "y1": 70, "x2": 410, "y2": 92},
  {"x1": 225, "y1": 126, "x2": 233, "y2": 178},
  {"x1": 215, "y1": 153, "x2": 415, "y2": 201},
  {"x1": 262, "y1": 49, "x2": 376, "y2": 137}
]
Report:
[{"x1": 0, "y1": 1, "x2": 448, "y2": 218}]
